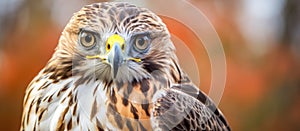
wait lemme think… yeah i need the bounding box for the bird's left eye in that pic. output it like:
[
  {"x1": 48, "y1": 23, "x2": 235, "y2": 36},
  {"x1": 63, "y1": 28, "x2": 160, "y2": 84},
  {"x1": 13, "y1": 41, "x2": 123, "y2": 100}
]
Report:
[
  {"x1": 79, "y1": 31, "x2": 96, "y2": 48},
  {"x1": 134, "y1": 35, "x2": 150, "y2": 51}
]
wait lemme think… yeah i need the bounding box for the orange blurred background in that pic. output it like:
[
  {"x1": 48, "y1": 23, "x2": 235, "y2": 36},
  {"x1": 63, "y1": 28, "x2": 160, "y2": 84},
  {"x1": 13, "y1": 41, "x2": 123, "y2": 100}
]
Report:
[{"x1": 0, "y1": 0, "x2": 299, "y2": 131}]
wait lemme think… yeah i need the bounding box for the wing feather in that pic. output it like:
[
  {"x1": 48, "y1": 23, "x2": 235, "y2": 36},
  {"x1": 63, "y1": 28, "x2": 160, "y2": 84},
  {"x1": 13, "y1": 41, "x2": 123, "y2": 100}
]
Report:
[{"x1": 152, "y1": 83, "x2": 231, "y2": 131}]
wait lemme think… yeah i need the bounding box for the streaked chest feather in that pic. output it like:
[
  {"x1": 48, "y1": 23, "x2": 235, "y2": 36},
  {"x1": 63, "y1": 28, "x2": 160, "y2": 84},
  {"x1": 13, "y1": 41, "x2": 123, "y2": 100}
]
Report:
[
  {"x1": 104, "y1": 78, "x2": 166, "y2": 130},
  {"x1": 22, "y1": 74, "x2": 168, "y2": 130}
]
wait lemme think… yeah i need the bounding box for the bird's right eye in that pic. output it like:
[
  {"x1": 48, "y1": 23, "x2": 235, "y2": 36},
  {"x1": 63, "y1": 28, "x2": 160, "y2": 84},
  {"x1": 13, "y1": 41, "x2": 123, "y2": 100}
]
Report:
[{"x1": 79, "y1": 31, "x2": 96, "y2": 48}]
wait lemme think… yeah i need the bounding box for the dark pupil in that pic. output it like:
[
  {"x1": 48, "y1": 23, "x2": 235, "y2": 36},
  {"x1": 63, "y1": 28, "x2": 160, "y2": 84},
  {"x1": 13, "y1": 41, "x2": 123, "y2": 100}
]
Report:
[
  {"x1": 85, "y1": 34, "x2": 92, "y2": 43},
  {"x1": 137, "y1": 38, "x2": 145, "y2": 46}
]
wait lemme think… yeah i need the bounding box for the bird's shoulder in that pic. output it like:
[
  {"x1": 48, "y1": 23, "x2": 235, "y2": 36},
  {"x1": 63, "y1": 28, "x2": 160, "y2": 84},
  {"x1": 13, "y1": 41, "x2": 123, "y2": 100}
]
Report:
[{"x1": 151, "y1": 74, "x2": 231, "y2": 131}]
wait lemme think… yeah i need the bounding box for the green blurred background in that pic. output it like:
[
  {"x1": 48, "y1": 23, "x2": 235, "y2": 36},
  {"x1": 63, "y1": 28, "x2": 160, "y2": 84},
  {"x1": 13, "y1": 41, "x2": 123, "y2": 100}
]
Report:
[{"x1": 0, "y1": 0, "x2": 299, "y2": 130}]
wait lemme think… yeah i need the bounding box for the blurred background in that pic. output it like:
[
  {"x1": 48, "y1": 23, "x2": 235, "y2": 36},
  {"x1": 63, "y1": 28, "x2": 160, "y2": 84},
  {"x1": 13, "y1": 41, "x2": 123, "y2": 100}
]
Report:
[{"x1": 0, "y1": 0, "x2": 299, "y2": 130}]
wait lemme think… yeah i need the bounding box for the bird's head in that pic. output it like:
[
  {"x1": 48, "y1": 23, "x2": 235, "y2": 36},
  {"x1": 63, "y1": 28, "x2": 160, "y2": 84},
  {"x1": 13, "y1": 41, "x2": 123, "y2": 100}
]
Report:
[{"x1": 49, "y1": 2, "x2": 180, "y2": 84}]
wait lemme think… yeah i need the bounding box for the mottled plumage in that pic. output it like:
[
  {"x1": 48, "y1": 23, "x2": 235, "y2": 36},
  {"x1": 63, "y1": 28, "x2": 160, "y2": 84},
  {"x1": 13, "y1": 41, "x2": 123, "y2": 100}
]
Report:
[{"x1": 21, "y1": 2, "x2": 230, "y2": 131}]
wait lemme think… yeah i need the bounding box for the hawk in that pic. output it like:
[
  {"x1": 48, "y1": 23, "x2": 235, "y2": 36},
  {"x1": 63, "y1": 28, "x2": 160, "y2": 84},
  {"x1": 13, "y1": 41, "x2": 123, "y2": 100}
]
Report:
[{"x1": 21, "y1": 2, "x2": 231, "y2": 131}]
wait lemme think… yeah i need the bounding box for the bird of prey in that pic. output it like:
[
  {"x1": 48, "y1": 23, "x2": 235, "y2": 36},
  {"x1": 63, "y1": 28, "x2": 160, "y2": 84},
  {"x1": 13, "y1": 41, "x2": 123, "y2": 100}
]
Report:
[{"x1": 21, "y1": 2, "x2": 231, "y2": 131}]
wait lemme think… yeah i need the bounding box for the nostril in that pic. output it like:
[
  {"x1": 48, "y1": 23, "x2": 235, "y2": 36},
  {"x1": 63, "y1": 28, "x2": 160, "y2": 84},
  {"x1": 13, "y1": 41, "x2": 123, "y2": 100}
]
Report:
[
  {"x1": 107, "y1": 44, "x2": 111, "y2": 50},
  {"x1": 121, "y1": 44, "x2": 125, "y2": 50}
]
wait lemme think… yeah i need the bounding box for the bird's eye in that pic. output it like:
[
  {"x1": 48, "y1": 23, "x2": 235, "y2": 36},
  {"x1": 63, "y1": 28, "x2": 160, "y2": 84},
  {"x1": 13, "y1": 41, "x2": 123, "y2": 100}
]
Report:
[
  {"x1": 134, "y1": 35, "x2": 150, "y2": 51},
  {"x1": 79, "y1": 31, "x2": 96, "y2": 48}
]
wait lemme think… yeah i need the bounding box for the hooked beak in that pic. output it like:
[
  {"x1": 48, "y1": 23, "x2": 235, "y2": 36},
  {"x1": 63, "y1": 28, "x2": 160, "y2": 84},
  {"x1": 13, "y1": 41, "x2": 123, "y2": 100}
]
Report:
[{"x1": 108, "y1": 44, "x2": 123, "y2": 78}]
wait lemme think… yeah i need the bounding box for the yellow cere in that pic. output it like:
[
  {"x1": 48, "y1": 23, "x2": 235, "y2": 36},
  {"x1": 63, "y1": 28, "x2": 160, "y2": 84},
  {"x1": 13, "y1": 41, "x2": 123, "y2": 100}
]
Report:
[{"x1": 106, "y1": 34, "x2": 125, "y2": 52}]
